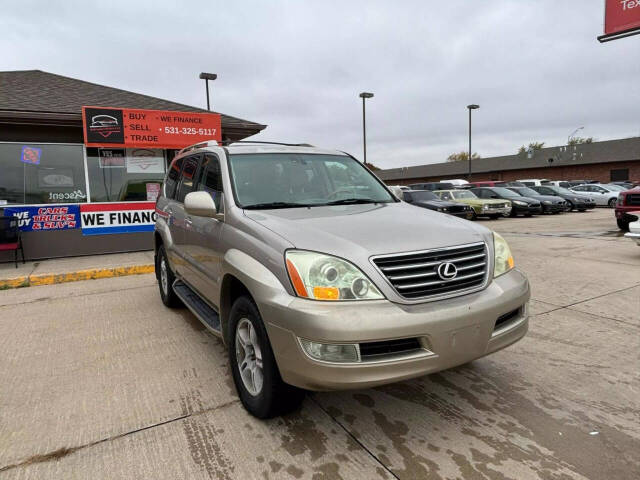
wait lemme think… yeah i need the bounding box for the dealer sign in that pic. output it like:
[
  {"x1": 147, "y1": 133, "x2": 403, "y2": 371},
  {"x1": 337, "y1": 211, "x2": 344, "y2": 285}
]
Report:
[
  {"x1": 599, "y1": 0, "x2": 640, "y2": 41},
  {"x1": 82, "y1": 106, "x2": 222, "y2": 149}
]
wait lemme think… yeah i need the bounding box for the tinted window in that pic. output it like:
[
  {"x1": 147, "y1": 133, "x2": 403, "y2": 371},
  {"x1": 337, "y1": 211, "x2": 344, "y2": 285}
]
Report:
[
  {"x1": 176, "y1": 156, "x2": 200, "y2": 203},
  {"x1": 165, "y1": 157, "x2": 184, "y2": 199},
  {"x1": 198, "y1": 154, "x2": 223, "y2": 210},
  {"x1": 492, "y1": 187, "x2": 519, "y2": 197}
]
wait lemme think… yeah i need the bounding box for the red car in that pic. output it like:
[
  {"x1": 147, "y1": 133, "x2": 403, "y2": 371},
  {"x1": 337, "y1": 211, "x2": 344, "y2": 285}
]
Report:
[{"x1": 615, "y1": 187, "x2": 640, "y2": 230}]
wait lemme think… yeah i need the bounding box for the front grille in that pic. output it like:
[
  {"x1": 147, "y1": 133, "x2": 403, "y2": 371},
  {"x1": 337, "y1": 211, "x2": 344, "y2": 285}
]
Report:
[
  {"x1": 359, "y1": 338, "x2": 422, "y2": 360},
  {"x1": 627, "y1": 194, "x2": 640, "y2": 206},
  {"x1": 372, "y1": 242, "x2": 488, "y2": 300},
  {"x1": 448, "y1": 205, "x2": 467, "y2": 213},
  {"x1": 487, "y1": 203, "x2": 506, "y2": 209}
]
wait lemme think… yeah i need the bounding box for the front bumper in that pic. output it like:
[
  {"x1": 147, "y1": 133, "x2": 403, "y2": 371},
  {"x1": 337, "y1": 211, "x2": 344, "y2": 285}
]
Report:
[
  {"x1": 512, "y1": 204, "x2": 542, "y2": 215},
  {"x1": 542, "y1": 203, "x2": 564, "y2": 213},
  {"x1": 480, "y1": 206, "x2": 512, "y2": 216},
  {"x1": 260, "y1": 269, "x2": 530, "y2": 391}
]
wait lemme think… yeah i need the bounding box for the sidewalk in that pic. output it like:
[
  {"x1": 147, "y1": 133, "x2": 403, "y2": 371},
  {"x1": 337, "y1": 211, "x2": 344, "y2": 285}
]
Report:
[{"x1": 0, "y1": 251, "x2": 155, "y2": 289}]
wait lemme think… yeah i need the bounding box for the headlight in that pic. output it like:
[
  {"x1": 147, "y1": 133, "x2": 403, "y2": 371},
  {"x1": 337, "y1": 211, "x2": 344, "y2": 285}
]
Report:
[
  {"x1": 513, "y1": 200, "x2": 526, "y2": 206},
  {"x1": 442, "y1": 207, "x2": 449, "y2": 212},
  {"x1": 285, "y1": 250, "x2": 384, "y2": 301},
  {"x1": 493, "y1": 232, "x2": 514, "y2": 278},
  {"x1": 482, "y1": 204, "x2": 489, "y2": 210},
  {"x1": 436, "y1": 207, "x2": 443, "y2": 212},
  {"x1": 543, "y1": 200, "x2": 551, "y2": 205}
]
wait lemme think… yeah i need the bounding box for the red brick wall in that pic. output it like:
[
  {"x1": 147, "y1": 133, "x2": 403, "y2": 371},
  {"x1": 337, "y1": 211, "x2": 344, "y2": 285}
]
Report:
[{"x1": 388, "y1": 160, "x2": 640, "y2": 185}]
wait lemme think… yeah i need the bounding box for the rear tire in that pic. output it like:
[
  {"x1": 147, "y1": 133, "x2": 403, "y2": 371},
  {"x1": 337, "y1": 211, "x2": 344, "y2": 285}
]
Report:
[
  {"x1": 229, "y1": 296, "x2": 305, "y2": 418},
  {"x1": 156, "y1": 245, "x2": 182, "y2": 308},
  {"x1": 565, "y1": 200, "x2": 574, "y2": 211},
  {"x1": 617, "y1": 219, "x2": 629, "y2": 231}
]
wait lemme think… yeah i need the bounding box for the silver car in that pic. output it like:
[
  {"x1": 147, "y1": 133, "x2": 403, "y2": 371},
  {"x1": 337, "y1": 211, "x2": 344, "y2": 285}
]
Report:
[
  {"x1": 570, "y1": 184, "x2": 622, "y2": 207},
  {"x1": 154, "y1": 141, "x2": 530, "y2": 418}
]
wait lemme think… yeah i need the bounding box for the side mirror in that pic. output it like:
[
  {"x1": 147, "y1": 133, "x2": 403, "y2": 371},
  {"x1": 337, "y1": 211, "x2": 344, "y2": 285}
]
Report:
[{"x1": 184, "y1": 191, "x2": 219, "y2": 218}]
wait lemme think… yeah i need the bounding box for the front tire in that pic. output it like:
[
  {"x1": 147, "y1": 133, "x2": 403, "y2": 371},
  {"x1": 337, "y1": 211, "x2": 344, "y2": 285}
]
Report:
[
  {"x1": 617, "y1": 219, "x2": 629, "y2": 231},
  {"x1": 608, "y1": 198, "x2": 617, "y2": 208},
  {"x1": 156, "y1": 245, "x2": 181, "y2": 308},
  {"x1": 229, "y1": 296, "x2": 304, "y2": 418}
]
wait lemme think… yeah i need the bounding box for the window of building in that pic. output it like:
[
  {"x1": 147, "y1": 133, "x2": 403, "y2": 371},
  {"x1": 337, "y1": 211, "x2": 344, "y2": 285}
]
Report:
[
  {"x1": 86, "y1": 148, "x2": 166, "y2": 202},
  {"x1": 0, "y1": 143, "x2": 87, "y2": 205},
  {"x1": 610, "y1": 169, "x2": 629, "y2": 182}
]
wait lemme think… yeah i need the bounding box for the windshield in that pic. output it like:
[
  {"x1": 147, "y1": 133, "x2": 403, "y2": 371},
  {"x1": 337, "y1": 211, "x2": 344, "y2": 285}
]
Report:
[
  {"x1": 228, "y1": 153, "x2": 395, "y2": 208},
  {"x1": 451, "y1": 190, "x2": 477, "y2": 199},
  {"x1": 492, "y1": 187, "x2": 519, "y2": 197},
  {"x1": 409, "y1": 190, "x2": 438, "y2": 201},
  {"x1": 513, "y1": 187, "x2": 539, "y2": 196},
  {"x1": 550, "y1": 186, "x2": 572, "y2": 195}
]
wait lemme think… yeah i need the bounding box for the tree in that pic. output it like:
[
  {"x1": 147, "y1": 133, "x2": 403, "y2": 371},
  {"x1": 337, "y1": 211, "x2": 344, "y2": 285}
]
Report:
[
  {"x1": 568, "y1": 137, "x2": 593, "y2": 146},
  {"x1": 447, "y1": 151, "x2": 481, "y2": 162},
  {"x1": 518, "y1": 142, "x2": 545, "y2": 155}
]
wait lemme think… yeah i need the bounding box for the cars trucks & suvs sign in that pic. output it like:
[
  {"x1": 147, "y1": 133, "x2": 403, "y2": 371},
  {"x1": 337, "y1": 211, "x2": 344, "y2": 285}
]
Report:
[{"x1": 82, "y1": 106, "x2": 222, "y2": 149}]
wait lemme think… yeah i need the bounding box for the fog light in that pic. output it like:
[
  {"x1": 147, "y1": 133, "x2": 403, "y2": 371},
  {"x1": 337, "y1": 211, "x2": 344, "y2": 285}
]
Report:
[{"x1": 299, "y1": 339, "x2": 360, "y2": 363}]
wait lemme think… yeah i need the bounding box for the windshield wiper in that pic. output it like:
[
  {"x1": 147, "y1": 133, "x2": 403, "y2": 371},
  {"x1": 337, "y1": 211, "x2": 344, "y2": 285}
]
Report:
[
  {"x1": 324, "y1": 198, "x2": 380, "y2": 206},
  {"x1": 243, "y1": 202, "x2": 311, "y2": 210}
]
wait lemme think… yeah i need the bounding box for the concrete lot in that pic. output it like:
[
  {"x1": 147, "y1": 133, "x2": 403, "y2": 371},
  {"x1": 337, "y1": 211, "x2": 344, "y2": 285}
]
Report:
[{"x1": 1, "y1": 209, "x2": 638, "y2": 479}]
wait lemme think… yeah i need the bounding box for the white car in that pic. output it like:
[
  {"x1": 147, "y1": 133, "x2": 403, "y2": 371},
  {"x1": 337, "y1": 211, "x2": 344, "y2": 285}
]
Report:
[
  {"x1": 517, "y1": 179, "x2": 549, "y2": 186},
  {"x1": 544, "y1": 180, "x2": 572, "y2": 188},
  {"x1": 440, "y1": 179, "x2": 470, "y2": 187},
  {"x1": 569, "y1": 184, "x2": 621, "y2": 208},
  {"x1": 624, "y1": 213, "x2": 640, "y2": 246}
]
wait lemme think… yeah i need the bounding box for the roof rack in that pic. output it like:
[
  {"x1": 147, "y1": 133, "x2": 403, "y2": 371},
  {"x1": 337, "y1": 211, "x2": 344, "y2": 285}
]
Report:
[
  {"x1": 178, "y1": 140, "x2": 219, "y2": 156},
  {"x1": 223, "y1": 140, "x2": 314, "y2": 147}
]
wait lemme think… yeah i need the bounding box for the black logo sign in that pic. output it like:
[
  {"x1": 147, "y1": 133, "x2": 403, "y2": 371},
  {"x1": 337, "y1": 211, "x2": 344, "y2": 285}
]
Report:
[{"x1": 84, "y1": 107, "x2": 124, "y2": 144}]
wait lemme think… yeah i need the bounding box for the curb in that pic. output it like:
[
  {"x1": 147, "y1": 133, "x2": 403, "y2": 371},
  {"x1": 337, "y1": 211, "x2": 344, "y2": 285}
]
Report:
[{"x1": 0, "y1": 264, "x2": 155, "y2": 290}]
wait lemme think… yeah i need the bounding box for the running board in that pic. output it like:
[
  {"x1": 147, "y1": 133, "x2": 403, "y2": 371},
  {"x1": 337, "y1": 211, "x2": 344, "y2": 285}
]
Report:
[{"x1": 173, "y1": 280, "x2": 221, "y2": 334}]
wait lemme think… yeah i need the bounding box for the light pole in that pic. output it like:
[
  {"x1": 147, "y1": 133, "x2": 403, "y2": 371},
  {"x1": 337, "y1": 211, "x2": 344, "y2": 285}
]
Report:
[
  {"x1": 359, "y1": 92, "x2": 374, "y2": 165},
  {"x1": 466, "y1": 104, "x2": 479, "y2": 180},
  {"x1": 199, "y1": 72, "x2": 217, "y2": 111},
  {"x1": 568, "y1": 126, "x2": 584, "y2": 144}
]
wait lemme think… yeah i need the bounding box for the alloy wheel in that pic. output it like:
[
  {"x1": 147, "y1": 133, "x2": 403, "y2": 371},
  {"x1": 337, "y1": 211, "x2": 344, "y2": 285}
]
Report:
[{"x1": 235, "y1": 318, "x2": 264, "y2": 396}]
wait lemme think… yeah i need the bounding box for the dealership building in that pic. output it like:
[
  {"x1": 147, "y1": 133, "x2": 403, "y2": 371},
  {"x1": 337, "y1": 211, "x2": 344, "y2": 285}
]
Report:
[
  {"x1": 377, "y1": 137, "x2": 640, "y2": 186},
  {"x1": 0, "y1": 70, "x2": 265, "y2": 262}
]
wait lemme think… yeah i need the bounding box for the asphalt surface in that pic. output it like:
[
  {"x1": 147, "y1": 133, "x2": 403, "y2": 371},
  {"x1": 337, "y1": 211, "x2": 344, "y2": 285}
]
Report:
[{"x1": 1, "y1": 209, "x2": 638, "y2": 479}]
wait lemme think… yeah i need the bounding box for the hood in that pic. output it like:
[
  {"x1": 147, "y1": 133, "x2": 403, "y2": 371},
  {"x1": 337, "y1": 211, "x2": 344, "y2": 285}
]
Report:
[{"x1": 243, "y1": 202, "x2": 490, "y2": 258}]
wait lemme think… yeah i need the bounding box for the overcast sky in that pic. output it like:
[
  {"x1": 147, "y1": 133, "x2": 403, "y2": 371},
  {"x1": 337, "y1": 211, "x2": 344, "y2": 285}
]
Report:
[{"x1": 2, "y1": 0, "x2": 639, "y2": 169}]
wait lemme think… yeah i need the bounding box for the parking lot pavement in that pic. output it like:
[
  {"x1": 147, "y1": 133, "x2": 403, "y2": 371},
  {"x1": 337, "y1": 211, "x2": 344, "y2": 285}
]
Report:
[{"x1": 1, "y1": 208, "x2": 638, "y2": 479}]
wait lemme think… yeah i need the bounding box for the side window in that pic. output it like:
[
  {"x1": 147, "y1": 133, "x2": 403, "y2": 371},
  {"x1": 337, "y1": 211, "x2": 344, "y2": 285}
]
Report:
[
  {"x1": 198, "y1": 154, "x2": 223, "y2": 211},
  {"x1": 176, "y1": 156, "x2": 200, "y2": 203},
  {"x1": 165, "y1": 157, "x2": 184, "y2": 199}
]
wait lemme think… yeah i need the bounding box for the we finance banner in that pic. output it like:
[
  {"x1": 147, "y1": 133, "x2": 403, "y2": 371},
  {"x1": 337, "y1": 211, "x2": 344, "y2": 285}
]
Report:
[
  {"x1": 80, "y1": 202, "x2": 156, "y2": 235},
  {"x1": 82, "y1": 106, "x2": 221, "y2": 149}
]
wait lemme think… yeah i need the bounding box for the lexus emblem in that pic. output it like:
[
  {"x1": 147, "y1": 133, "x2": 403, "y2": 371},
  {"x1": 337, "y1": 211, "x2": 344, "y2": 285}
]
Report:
[{"x1": 437, "y1": 262, "x2": 458, "y2": 280}]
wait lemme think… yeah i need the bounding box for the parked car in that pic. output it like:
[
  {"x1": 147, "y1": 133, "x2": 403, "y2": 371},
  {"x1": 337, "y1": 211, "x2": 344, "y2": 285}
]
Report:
[
  {"x1": 567, "y1": 180, "x2": 597, "y2": 187},
  {"x1": 615, "y1": 187, "x2": 640, "y2": 230},
  {"x1": 570, "y1": 184, "x2": 621, "y2": 208},
  {"x1": 434, "y1": 189, "x2": 511, "y2": 219},
  {"x1": 408, "y1": 182, "x2": 455, "y2": 191},
  {"x1": 439, "y1": 179, "x2": 470, "y2": 187},
  {"x1": 402, "y1": 190, "x2": 475, "y2": 220},
  {"x1": 544, "y1": 180, "x2": 572, "y2": 188},
  {"x1": 516, "y1": 179, "x2": 549, "y2": 186},
  {"x1": 611, "y1": 181, "x2": 634, "y2": 189},
  {"x1": 505, "y1": 186, "x2": 566, "y2": 213},
  {"x1": 624, "y1": 213, "x2": 640, "y2": 246},
  {"x1": 467, "y1": 181, "x2": 505, "y2": 187},
  {"x1": 531, "y1": 185, "x2": 594, "y2": 211},
  {"x1": 470, "y1": 187, "x2": 542, "y2": 217},
  {"x1": 154, "y1": 140, "x2": 530, "y2": 418}
]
